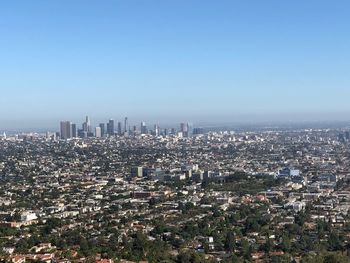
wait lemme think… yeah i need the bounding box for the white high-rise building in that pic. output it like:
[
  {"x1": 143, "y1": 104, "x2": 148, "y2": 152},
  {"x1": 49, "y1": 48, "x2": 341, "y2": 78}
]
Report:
[
  {"x1": 154, "y1": 124, "x2": 159, "y2": 136},
  {"x1": 95, "y1": 127, "x2": 102, "y2": 138}
]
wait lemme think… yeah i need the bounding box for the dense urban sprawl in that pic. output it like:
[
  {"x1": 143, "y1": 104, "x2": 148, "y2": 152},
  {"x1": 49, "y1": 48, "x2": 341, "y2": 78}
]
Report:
[{"x1": 1, "y1": 125, "x2": 350, "y2": 263}]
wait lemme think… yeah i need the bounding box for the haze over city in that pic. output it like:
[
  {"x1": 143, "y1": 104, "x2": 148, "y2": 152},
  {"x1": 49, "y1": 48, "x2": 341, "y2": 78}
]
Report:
[{"x1": 1, "y1": 0, "x2": 350, "y2": 130}]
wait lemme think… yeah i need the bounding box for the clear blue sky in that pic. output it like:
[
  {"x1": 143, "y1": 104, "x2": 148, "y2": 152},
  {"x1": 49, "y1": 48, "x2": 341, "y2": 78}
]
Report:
[{"x1": 1, "y1": 0, "x2": 350, "y2": 129}]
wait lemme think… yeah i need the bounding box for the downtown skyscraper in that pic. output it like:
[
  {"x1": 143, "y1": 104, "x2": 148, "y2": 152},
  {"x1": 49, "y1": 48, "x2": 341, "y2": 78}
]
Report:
[
  {"x1": 60, "y1": 121, "x2": 72, "y2": 139},
  {"x1": 141, "y1": 121, "x2": 147, "y2": 135},
  {"x1": 117, "y1": 122, "x2": 122, "y2": 136},
  {"x1": 82, "y1": 116, "x2": 91, "y2": 133},
  {"x1": 124, "y1": 117, "x2": 128, "y2": 134},
  {"x1": 107, "y1": 119, "x2": 114, "y2": 136}
]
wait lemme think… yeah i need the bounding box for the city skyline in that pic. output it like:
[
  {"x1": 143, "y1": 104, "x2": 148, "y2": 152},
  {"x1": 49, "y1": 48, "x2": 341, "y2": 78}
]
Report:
[
  {"x1": 3, "y1": 112, "x2": 350, "y2": 132},
  {"x1": 1, "y1": 0, "x2": 350, "y2": 129},
  {"x1": 56, "y1": 116, "x2": 195, "y2": 139}
]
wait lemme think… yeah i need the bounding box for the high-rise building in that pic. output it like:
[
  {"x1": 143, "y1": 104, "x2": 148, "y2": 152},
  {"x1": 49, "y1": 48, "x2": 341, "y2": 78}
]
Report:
[
  {"x1": 124, "y1": 117, "x2": 128, "y2": 134},
  {"x1": 82, "y1": 116, "x2": 91, "y2": 133},
  {"x1": 77, "y1": 128, "x2": 84, "y2": 138},
  {"x1": 180, "y1": 122, "x2": 188, "y2": 137},
  {"x1": 99, "y1": 123, "x2": 105, "y2": 137},
  {"x1": 60, "y1": 121, "x2": 72, "y2": 139},
  {"x1": 187, "y1": 122, "x2": 193, "y2": 137},
  {"x1": 107, "y1": 119, "x2": 114, "y2": 136},
  {"x1": 180, "y1": 123, "x2": 187, "y2": 132},
  {"x1": 106, "y1": 123, "x2": 110, "y2": 136},
  {"x1": 71, "y1": 123, "x2": 77, "y2": 138},
  {"x1": 141, "y1": 121, "x2": 147, "y2": 135},
  {"x1": 95, "y1": 127, "x2": 102, "y2": 138},
  {"x1": 86, "y1": 116, "x2": 91, "y2": 132},
  {"x1": 131, "y1": 167, "x2": 143, "y2": 177},
  {"x1": 180, "y1": 122, "x2": 193, "y2": 137},
  {"x1": 154, "y1": 124, "x2": 159, "y2": 136},
  {"x1": 117, "y1": 122, "x2": 122, "y2": 136}
]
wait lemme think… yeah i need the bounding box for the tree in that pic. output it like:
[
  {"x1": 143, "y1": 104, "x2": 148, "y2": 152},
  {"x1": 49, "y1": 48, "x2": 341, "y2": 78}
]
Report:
[
  {"x1": 16, "y1": 239, "x2": 29, "y2": 253},
  {"x1": 176, "y1": 250, "x2": 210, "y2": 263},
  {"x1": 281, "y1": 234, "x2": 291, "y2": 252},
  {"x1": 241, "y1": 239, "x2": 251, "y2": 260},
  {"x1": 79, "y1": 237, "x2": 90, "y2": 256},
  {"x1": 229, "y1": 254, "x2": 243, "y2": 263},
  {"x1": 147, "y1": 239, "x2": 172, "y2": 262},
  {"x1": 271, "y1": 254, "x2": 291, "y2": 263},
  {"x1": 131, "y1": 232, "x2": 148, "y2": 261},
  {"x1": 328, "y1": 231, "x2": 342, "y2": 251},
  {"x1": 224, "y1": 231, "x2": 235, "y2": 252},
  {"x1": 301, "y1": 252, "x2": 350, "y2": 263},
  {"x1": 262, "y1": 238, "x2": 273, "y2": 253}
]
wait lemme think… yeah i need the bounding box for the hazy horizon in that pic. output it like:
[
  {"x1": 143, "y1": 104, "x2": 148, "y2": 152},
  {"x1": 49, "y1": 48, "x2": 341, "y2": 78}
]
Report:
[{"x1": 2, "y1": 111, "x2": 350, "y2": 132}]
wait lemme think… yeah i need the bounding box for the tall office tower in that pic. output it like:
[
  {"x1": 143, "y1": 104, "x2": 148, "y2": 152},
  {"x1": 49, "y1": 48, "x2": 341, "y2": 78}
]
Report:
[
  {"x1": 60, "y1": 121, "x2": 72, "y2": 139},
  {"x1": 71, "y1": 123, "x2": 77, "y2": 138},
  {"x1": 124, "y1": 117, "x2": 128, "y2": 134},
  {"x1": 131, "y1": 167, "x2": 143, "y2": 177},
  {"x1": 164, "y1": 128, "x2": 168, "y2": 136},
  {"x1": 86, "y1": 116, "x2": 91, "y2": 132},
  {"x1": 154, "y1": 124, "x2": 159, "y2": 136},
  {"x1": 77, "y1": 128, "x2": 84, "y2": 138},
  {"x1": 187, "y1": 122, "x2": 193, "y2": 137},
  {"x1": 117, "y1": 122, "x2": 122, "y2": 136},
  {"x1": 82, "y1": 116, "x2": 91, "y2": 132},
  {"x1": 106, "y1": 122, "x2": 110, "y2": 136},
  {"x1": 141, "y1": 121, "x2": 147, "y2": 135},
  {"x1": 99, "y1": 123, "x2": 105, "y2": 137},
  {"x1": 82, "y1": 122, "x2": 87, "y2": 132},
  {"x1": 108, "y1": 119, "x2": 115, "y2": 136},
  {"x1": 95, "y1": 127, "x2": 102, "y2": 138},
  {"x1": 180, "y1": 122, "x2": 188, "y2": 137}
]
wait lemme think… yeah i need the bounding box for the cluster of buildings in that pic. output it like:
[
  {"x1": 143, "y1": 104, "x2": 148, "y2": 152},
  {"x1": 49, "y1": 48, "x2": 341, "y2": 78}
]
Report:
[{"x1": 59, "y1": 116, "x2": 195, "y2": 140}]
